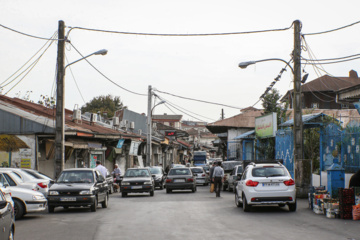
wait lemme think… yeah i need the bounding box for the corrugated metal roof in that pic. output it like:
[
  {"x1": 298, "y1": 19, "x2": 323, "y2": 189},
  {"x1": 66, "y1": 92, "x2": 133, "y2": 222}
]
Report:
[
  {"x1": 279, "y1": 113, "x2": 333, "y2": 127},
  {"x1": 234, "y1": 130, "x2": 255, "y2": 140}
]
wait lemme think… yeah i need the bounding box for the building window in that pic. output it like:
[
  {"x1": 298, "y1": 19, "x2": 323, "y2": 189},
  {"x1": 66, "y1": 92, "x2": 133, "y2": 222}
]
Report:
[
  {"x1": 311, "y1": 103, "x2": 319, "y2": 109},
  {"x1": 341, "y1": 103, "x2": 349, "y2": 109}
]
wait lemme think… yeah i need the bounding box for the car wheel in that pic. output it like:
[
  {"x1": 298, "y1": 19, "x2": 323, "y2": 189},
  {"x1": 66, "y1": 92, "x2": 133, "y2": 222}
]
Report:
[
  {"x1": 122, "y1": 192, "x2": 127, "y2": 197},
  {"x1": 166, "y1": 188, "x2": 171, "y2": 194},
  {"x1": 14, "y1": 199, "x2": 24, "y2": 219},
  {"x1": 150, "y1": 189, "x2": 154, "y2": 197},
  {"x1": 102, "y1": 194, "x2": 109, "y2": 208},
  {"x1": 235, "y1": 191, "x2": 242, "y2": 208},
  {"x1": 91, "y1": 197, "x2": 98, "y2": 212},
  {"x1": 288, "y1": 201, "x2": 297, "y2": 212},
  {"x1": 8, "y1": 228, "x2": 14, "y2": 240},
  {"x1": 243, "y1": 195, "x2": 251, "y2": 212}
]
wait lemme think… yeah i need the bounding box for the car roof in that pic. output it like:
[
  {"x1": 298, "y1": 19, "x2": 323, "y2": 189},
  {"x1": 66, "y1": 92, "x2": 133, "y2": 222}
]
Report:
[{"x1": 62, "y1": 168, "x2": 95, "y2": 171}]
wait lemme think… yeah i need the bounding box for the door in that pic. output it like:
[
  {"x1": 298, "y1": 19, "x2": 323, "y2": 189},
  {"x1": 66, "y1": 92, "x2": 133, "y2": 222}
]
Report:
[{"x1": 94, "y1": 171, "x2": 107, "y2": 201}]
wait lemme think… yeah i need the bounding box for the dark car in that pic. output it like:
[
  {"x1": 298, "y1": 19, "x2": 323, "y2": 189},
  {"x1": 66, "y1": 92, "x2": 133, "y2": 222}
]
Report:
[
  {"x1": 0, "y1": 189, "x2": 15, "y2": 239},
  {"x1": 120, "y1": 168, "x2": 155, "y2": 197},
  {"x1": 228, "y1": 165, "x2": 243, "y2": 192},
  {"x1": 165, "y1": 167, "x2": 196, "y2": 193},
  {"x1": 148, "y1": 166, "x2": 166, "y2": 189},
  {"x1": 47, "y1": 168, "x2": 109, "y2": 213}
]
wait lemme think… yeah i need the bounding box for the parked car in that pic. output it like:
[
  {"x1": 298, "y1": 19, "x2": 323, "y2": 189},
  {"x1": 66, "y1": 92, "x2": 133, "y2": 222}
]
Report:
[
  {"x1": 235, "y1": 162, "x2": 296, "y2": 212},
  {"x1": 172, "y1": 164, "x2": 185, "y2": 168},
  {"x1": 165, "y1": 167, "x2": 196, "y2": 193},
  {"x1": 19, "y1": 168, "x2": 52, "y2": 181},
  {"x1": 47, "y1": 168, "x2": 109, "y2": 213},
  {"x1": 190, "y1": 167, "x2": 208, "y2": 186},
  {"x1": 2, "y1": 168, "x2": 50, "y2": 197},
  {"x1": 227, "y1": 165, "x2": 243, "y2": 192},
  {"x1": 120, "y1": 168, "x2": 155, "y2": 197},
  {"x1": 148, "y1": 166, "x2": 166, "y2": 189},
  {"x1": 0, "y1": 170, "x2": 38, "y2": 192},
  {"x1": 221, "y1": 161, "x2": 242, "y2": 191},
  {"x1": 0, "y1": 189, "x2": 15, "y2": 239}
]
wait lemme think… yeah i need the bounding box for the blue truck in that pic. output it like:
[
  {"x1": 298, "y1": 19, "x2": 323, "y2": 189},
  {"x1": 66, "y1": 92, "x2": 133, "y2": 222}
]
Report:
[{"x1": 193, "y1": 151, "x2": 207, "y2": 166}]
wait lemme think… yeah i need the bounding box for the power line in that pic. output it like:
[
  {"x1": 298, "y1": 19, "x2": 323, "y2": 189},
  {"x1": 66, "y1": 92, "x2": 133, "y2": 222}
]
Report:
[
  {"x1": 302, "y1": 53, "x2": 360, "y2": 62},
  {"x1": 66, "y1": 22, "x2": 294, "y2": 37},
  {"x1": 65, "y1": 55, "x2": 86, "y2": 104},
  {"x1": 303, "y1": 20, "x2": 360, "y2": 36},
  {"x1": 0, "y1": 24, "x2": 61, "y2": 41},
  {"x1": 69, "y1": 43, "x2": 147, "y2": 96}
]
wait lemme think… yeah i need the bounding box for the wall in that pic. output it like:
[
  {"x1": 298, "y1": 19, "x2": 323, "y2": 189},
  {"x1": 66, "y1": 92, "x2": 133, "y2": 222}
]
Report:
[
  {"x1": 312, "y1": 171, "x2": 353, "y2": 188},
  {"x1": 7, "y1": 135, "x2": 36, "y2": 169}
]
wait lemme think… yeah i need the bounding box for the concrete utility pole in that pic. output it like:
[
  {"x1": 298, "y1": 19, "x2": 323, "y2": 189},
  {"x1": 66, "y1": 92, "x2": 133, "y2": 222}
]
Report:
[
  {"x1": 146, "y1": 85, "x2": 152, "y2": 167},
  {"x1": 55, "y1": 20, "x2": 66, "y2": 178},
  {"x1": 293, "y1": 20, "x2": 311, "y2": 197}
]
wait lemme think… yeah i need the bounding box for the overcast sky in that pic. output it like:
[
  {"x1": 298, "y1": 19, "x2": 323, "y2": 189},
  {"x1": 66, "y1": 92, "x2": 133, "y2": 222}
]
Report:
[{"x1": 1, "y1": 0, "x2": 360, "y2": 122}]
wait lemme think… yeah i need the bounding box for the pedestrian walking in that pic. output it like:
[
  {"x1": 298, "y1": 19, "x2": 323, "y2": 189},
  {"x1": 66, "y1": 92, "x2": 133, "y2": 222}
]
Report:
[
  {"x1": 111, "y1": 164, "x2": 122, "y2": 192},
  {"x1": 212, "y1": 162, "x2": 224, "y2": 197},
  {"x1": 209, "y1": 162, "x2": 216, "y2": 184},
  {"x1": 95, "y1": 160, "x2": 108, "y2": 178}
]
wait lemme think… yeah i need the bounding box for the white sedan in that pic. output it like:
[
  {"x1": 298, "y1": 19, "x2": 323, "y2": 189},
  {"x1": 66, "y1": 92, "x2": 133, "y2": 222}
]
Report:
[{"x1": 235, "y1": 162, "x2": 296, "y2": 212}]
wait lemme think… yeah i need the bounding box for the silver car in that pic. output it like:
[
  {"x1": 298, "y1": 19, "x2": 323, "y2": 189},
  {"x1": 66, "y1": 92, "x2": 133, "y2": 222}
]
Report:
[
  {"x1": 190, "y1": 167, "x2": 209, "y2": 186},
  {"x1": 165, "y1": 168, "x2": 197, "y2": 193}
]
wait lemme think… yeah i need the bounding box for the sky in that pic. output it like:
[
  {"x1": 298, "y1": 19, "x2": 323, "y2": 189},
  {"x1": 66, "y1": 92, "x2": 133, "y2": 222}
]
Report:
[{"x1": 1, "y1": 0, "x2": 360, "y2": 123}]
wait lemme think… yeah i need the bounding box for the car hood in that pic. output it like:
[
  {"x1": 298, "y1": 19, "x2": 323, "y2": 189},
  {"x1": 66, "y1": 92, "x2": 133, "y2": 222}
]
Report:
[
  {"x1": 8, "y1": 186, "x2": 46, "y2": 200},
  {"x1": 50, "y1": 183, "x2": 94, "y2": 191},
  {"x1": 122, "y1": 177, "x2": 151, "y2": 182}
]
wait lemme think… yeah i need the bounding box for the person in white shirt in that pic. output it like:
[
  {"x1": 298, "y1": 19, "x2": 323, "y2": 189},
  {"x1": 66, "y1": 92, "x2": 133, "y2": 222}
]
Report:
[
  {"x1": 212, "y1": 162, "x2": 224, "y2": 197},
  {"x1": 95, "y1": 160, "x2": 108, "y2": 178}
]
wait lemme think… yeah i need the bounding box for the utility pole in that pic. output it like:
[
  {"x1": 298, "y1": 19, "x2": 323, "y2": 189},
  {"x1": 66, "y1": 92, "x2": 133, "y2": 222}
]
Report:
[
  {"x1": 221, "y1": 109, "x2": 224, "y2": 120},
  {"x1": 293, "y1": 20, "x2": 311, "y2": 197},
  {"x1": 55, "y1": 20, "x2": 66, "y2": 178},
  {"x1": 146, "y1": 85, "x2": 152, "y2": 167}
]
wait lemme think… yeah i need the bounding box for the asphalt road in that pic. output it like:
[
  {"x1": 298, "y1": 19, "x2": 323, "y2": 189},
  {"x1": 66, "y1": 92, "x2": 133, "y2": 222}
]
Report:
[{"x1": 16, "y1": 186, "x2": 359, "y2": 240}]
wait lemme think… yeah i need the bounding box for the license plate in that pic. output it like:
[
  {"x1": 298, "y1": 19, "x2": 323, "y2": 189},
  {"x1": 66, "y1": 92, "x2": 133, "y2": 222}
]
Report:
[
  {"x1": 174, "y1": 179, "x2": 185, "y2": 183},
  {"x1": 60, "y1": 197, "x2": 76, "y2": 201},
  {"x1": 132, "y1": 186, "x2": 142, "y2": 189},
  {"x1": 197, "y1": 179, "x2": 204, "y2": 183},
  {"x1": 262, "y1": 183, "x2": 280, "y2": 187}
]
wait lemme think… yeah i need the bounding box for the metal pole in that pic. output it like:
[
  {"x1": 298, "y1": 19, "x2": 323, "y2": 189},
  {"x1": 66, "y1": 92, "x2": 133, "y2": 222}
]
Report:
[
  {"x1": 55, "y1": 20, "x2": 65, "y2": 178},
  {"x1": 146, "y1": 85, "x2": 152, "y2": 166}
]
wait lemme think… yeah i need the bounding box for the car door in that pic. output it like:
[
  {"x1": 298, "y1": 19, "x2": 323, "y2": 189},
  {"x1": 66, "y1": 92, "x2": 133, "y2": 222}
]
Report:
[
  {"x1": 94, "y1": 171, "x2": 106, "y2": 201},
  {"x1": 237, "y1": 167, "x2": 248, "y2": 197},
  {"x1": 0, "y1": 192, "x2": 12, "y2": 239}
]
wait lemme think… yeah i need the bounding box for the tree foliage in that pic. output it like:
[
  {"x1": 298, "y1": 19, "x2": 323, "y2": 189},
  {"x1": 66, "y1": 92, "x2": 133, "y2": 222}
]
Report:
[{"x1": 81, "y1": 95, "x2": 125, "y2": 118}]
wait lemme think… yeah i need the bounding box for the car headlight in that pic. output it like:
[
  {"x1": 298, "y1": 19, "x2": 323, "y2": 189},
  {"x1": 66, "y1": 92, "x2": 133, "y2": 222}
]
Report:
[
  {"x1": 49, "y1": 191, "x2": 59, "y2": 196},
  {"x1": 122, "y1": 182, "x2": 130, "y2": 185},
  {"x1": 144, "y1": 181, "x2": 152, "y2": 185},
  {"x1": 33, "y1": 195, "x2": 45, "y2": 200},
  {"x1": 79, "y1": 190, "x2": 91, "y2": 195}
]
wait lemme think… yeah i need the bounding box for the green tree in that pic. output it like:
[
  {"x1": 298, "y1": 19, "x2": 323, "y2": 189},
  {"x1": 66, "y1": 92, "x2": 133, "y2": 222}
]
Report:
[
  {"x1": 81, "y1": 95, "x2": 125, "y2": 118},
  {"x1": 256, "y1": 88, "x2": 289, "y2": 159}
]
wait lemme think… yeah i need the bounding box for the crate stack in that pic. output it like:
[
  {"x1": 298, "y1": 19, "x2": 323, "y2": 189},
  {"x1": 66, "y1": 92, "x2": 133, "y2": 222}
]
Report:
[{"x1": 339, "y1": 188, "x2": 355, "y2": 219}]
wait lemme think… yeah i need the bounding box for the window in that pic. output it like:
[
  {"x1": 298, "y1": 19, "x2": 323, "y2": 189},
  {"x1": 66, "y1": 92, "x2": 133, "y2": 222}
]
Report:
[
  {"x1": 341, "y1": 103, "x2": 349, "y2": 109},
  {"x1": 3, "y1": 173, "x2": 17, "y2": 186},
  {"x1": 252, "y1": 167, "x2": 286, "y2": 177},
  {"x1": 311, "y1": 103, "x2": 319, "y2": 109}
]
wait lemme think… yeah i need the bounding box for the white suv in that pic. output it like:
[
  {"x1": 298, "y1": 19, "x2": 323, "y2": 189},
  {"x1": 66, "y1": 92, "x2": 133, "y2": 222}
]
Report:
[{"x1": 235, "y1": 162, "x2": 296, "y2": 212}]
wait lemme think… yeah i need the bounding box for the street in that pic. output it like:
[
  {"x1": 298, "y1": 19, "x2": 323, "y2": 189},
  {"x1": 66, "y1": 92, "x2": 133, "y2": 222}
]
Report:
[{"x1": 16, "y1": 186, "x2": 359, "y2": 240}]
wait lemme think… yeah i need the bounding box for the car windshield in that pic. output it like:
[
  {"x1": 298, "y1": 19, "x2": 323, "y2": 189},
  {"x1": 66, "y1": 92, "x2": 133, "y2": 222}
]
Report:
[
  {"x1": 150, "y1": 168, "x2": 161, "y2": 174},
  {"x1": 203, "y1": 166, "x2": 210, "y2": 171},
  {"x1": 252, "y1": 167, "x2": 286, "y2": 177},
  {"x1": 125, "y1": 169, "x2": 150, "y2": 177},
  {"x1": 169, "y1": 169, "x2": 191, "y2": 176},
  {"x1": 191, "y1": 168, "x2": 203, "y2": 173},
  {"x1": 57, "y1": 171, "x2": 94, "y2": 183}
]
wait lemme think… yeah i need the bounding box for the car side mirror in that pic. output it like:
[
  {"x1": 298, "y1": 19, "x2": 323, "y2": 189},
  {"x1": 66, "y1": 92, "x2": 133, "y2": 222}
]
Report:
[
  {"x1": 237, "y1": 174, "x2": 243, "y2": 180},
  {"x1": 0, "y1": 201, "x2": 7, "y2": 209},
  {"x1": 49, "y1": 180, "x2": 55, "y2": 185}
]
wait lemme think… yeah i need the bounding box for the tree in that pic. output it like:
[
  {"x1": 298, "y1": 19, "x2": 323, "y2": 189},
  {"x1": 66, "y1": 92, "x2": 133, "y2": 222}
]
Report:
[
  {"x1": 81, "y1": 95, "x2": 125, "y2": 118},
  {"x1": 38, "y1": 95, "x2": 55, "y2": 108},
  {"x1": 256, "y1": 88, "x2": 289, "y2": 159}
]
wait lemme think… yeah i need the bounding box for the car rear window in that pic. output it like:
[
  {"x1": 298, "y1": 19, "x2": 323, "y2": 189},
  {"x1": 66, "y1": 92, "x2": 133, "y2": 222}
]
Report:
[
  {"x1": 191, "y1": 168, "x2": 203, "y2": 173},
  {"x1": 252, "y1": 167, "x2": 287, "y2": 177},
  {"x1": 169, "y1": 169, "x2": 191, "y2": 175},
  {"x1": 125, "y1": 169, "x2": 150, "y2": 177}
]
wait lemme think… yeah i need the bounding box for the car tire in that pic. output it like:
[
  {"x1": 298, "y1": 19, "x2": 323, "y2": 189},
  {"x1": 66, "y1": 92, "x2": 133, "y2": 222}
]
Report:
[
  {"x1": 243, "y1": 195, "x2": 251, "y2": 212},
  {"x1": 14, "y1": 199, "x2": 24, "y2": 219},
  {"x1": 122, "y1": 192, "x2": 127, "y2": 197},
  {"x1": 102, "y1": 194, "x2": 109, "y2": 208},
  {"x1": 8, "y1": 228, "x2": 14, "y2": 240},
  {"x1": 150, "y1": 189, "x2": 154, "y2": 196},
  {"x1": 91, "y1": 197, "x2": 98, "y2": 212},
  {"x1": 48, "y1": 205, "x2": 55, "y2": 213},
  {"x1": 166, "y1": 188, "x2": 171, "y2": 194},
  {"x1": 288, "y1": 201, "x2": 297, "y2": 212},
  {"x1": 235, "y1": 191, "x2": 243, "y2": 208}
]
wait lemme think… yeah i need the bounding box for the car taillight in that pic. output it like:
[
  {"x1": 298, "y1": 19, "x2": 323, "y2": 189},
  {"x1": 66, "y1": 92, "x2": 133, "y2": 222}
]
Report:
[
  {"x1": 202, "y1": 174, "x2": 206, "y2": 177},
  {"x1": 166, "y1": 179, "x2": 172, "y2": 183},
  {"x1": 284, "y1": 179, "x2": 295, "y2": 186},
  {"x1": 187, "y1": 178, "x2": 194, "y2": 182},
  {"x1": 245, "y1": 180, "x2": 259, "y2": 187},
  {"x1": 37, "y1": 182, "x2": 48, "y2": 188}
]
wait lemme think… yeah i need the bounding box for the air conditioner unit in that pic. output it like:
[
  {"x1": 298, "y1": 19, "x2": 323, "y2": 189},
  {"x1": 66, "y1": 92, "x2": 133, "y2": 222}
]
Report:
[
  {"x1": 113, "y1": 117, "x2": 120, "y2": 126},
  {"x1": 120, "y1": 120, "x2": 126, "y2": 129},
  {"x1": 174, "y1": 122, "x2": 181, "y2": 129},
  {"x1": 130, "y1": 121, "x2": 135, "y2": 130},
  {"x1": 73, "y1": 109, "x2": 81, "y2": 121},
  {"x1": 138, "y1": 129, "x2": 142, "y2": 135},
  {"x1": 90, "y1": 113, "x2": 98, "y2": 123}
]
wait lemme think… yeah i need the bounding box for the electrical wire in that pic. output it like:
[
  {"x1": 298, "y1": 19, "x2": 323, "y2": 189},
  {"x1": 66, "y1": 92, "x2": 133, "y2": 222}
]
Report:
[
  {"x1": 0, "y1": 24, "x2": 61, "y2": 41},
  {"x1": 303, "y1": 20, "x2": 360, "y2": 36},
  {"x1": 69, "y1": 43, "x2": 147, "y2": 97},
  {"x1": 66, "y1": 22, "x2": 294, "y2": 37},
  {"x1": 65, "y1": 55, "x2": 87, "y2": 104},
  {"x1": 163, "y1": 101, "x2": 208, "y2": 122},
  {"x1": 302, "y1": 53, "x2": 360, "y2": 62}
]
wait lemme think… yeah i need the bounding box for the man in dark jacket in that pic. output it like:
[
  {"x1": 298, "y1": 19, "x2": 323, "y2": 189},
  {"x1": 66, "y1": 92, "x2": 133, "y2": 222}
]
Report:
[{"x1": 349, "y1": 169, "x2": 360, "y2": 188}]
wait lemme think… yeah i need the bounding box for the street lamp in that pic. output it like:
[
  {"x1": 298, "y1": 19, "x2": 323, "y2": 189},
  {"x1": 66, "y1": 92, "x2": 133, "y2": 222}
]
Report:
[
  {"x1": 238, "y1": 58, "x2": 294, "y2": 73},
  {"x1": 146, "y1": 97, "x2": 166, "y2": 167},
  {"x1": 55, "y1": 49, "x2": 108, "y2": 178}
]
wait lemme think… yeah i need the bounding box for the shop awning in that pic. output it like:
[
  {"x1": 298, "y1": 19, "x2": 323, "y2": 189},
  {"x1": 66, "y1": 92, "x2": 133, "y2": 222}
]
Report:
[{"x1": 234, "y1": 130, "x2": 255, "y2": 140}]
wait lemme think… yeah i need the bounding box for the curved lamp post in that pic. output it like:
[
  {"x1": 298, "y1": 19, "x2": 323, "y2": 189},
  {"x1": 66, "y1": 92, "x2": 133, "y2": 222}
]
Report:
[
  {"x1": 55, "y1": 49, "x2": 108, "y2": 177},
  {"x1": 146, "y1": 99, "x2": 166, "y2": 167},
  {"x1": 238, "y1": 58, "x2": 294, "y2": 73}
]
